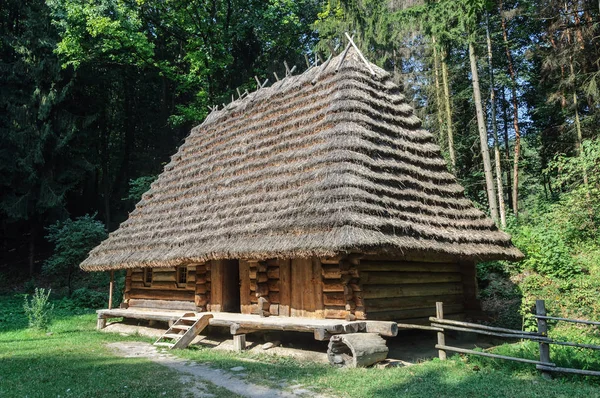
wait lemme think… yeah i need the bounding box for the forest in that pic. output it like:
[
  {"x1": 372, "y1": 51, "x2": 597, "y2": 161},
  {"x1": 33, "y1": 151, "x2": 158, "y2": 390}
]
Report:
[{"x1": 1, "y1": 0, "x2": 599, "y2": 325}]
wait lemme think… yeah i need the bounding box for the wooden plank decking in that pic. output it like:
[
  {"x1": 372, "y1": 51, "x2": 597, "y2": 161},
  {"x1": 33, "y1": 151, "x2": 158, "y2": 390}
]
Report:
[{"x1": 96, "y1": 308, "x2": 398, "y2": 337}]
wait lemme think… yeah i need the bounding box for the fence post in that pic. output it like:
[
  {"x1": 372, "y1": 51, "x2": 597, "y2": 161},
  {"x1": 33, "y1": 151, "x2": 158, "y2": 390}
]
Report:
[
  {"x1": 436, "y1": 302, "x2": 446, "y2": 360},
  {"x1": 536, "y1": 299, "x2": 552, "y2": 380}
]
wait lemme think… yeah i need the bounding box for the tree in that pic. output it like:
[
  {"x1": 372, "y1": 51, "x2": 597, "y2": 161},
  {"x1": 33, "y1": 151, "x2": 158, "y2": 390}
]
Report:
[
  {"x1": 0, "y1": 0, "x2": 89, "y2": 275},
  {"x1": 499, "y1": 0, "x2": 523, "y2": 217},
  {"x1": 485, "y1": 11, "x2": 507, "y2": 227},
  {"x1": 43, "y1": 214, "x2": 107, "y2": 295},
  {"x1": 468, "y1": 38, "x2": 500, "y2": 222}
]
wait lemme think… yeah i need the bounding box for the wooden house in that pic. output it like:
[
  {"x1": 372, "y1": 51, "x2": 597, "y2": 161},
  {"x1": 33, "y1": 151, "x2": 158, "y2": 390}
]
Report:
[{"x1": 82, "y1": 47, "x2": 522, "y2": 325}]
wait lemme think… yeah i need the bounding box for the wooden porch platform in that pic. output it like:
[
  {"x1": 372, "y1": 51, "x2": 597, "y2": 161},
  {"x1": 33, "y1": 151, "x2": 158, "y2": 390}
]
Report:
[{"x1": 96, "y1": 308, "x2": 398, "y2": 339}]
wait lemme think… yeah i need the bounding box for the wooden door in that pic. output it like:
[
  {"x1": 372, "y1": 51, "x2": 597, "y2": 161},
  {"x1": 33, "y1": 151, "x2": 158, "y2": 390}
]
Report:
[
  {"x1": 210, "y1": 259, "x2": 241, "y2": 312},
  {"x1": 289, "y1": 258, "x2": 323, "y2": 318}
]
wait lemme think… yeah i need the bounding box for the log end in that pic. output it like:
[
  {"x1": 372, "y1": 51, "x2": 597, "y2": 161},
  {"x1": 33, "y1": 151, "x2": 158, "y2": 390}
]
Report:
[{"x1": 327, "y1": 333, "x2": 389, "y2": 368}]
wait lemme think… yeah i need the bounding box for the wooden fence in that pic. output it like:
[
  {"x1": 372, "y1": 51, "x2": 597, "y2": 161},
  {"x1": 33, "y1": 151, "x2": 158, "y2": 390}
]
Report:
[{"x1": 431, "y1": 300, "x2": 600, "y2": 378}]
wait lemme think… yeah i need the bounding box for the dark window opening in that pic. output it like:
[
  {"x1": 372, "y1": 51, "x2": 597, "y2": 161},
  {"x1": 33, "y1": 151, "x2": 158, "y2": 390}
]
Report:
[
  {"x1": 144, "y1": 268, "x2": 152, "y2": 286},
  {"x1": 177, "y1": 266, "x2": 188, "y2": 287}
]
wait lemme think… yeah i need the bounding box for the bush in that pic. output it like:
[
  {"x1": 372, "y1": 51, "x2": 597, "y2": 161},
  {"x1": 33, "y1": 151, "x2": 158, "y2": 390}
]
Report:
[
  {"x1": 43, "y1": 214, "x2": 107, "y2": 295},
  {"x1": 508, "y1": 218, "x2": 581, "y2": 279},
  {"x1": 23, "y1": 288, "x2": 54, "y2": 331},
  {"x1": 70, "y1": 288, "x2": 107, "y2": 309}
]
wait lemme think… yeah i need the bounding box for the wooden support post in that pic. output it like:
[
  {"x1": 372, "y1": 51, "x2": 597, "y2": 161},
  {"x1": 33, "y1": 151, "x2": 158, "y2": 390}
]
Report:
[
  {"x1": 97, "y1": 314, "x2": 107, "y2": 330},
  {"x1": 436, "y1": 302, "x2": 446, "y2": 360},
  {"x1": 314, "y1": 328, "x2": 333, "y2": 341},
  {"x1": 536, "y1": 300, "x2": 552, "y2": 380},
  {"x1": 233, "y1": 334, "x2": 246, "y2": 352},
  {"x1": 108, "y1": 270, "x2": 114, "y2": 310}
]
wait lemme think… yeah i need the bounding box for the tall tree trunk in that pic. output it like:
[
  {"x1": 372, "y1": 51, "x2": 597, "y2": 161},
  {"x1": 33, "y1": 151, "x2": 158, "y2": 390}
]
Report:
[
  {"x1": 441, "y1": 48, "x2": 456, "y2": 171},
  {"x1": 469, "y1": 41, "x2": 499, "y2": 222},
  {"x1": 486, "y1": 13, "x2": 507, "y2": 228},
  {"x1": 568, "y1": 6, "x2": 585, "y2": 159},
  {"x1": 566, "y1": 5, "x2": 592, "y2": 211},
  {"x1": 571, "y1": 59, "x2": 584, "y2": 156},
  {"x1": 501, "y1": 89, "x2": 512, "y2": 204},
  {"x1": 500, "y1": 0, "x2": 521, "y2": 217},
  {"x1": 432, "y1": 36, "x2": 445, "y2": 144}
]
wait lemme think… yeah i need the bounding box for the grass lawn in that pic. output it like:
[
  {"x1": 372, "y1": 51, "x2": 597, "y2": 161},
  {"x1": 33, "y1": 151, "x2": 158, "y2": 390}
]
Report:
[
  {"x1": 2, "y1": 293, "x2": 600, "y2": 398},
  {"x1": 173, "y1": 343, "x2": 600, "y2": 398},
  {"x1": 0, "y1": 295, "x2": 232, "y2": 398}
]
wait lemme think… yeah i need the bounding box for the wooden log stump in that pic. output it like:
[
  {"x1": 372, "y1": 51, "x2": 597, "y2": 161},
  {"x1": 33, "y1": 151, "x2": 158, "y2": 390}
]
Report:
[{"x1": 327, "y1": 333, "x2": 389, "y2": 368}]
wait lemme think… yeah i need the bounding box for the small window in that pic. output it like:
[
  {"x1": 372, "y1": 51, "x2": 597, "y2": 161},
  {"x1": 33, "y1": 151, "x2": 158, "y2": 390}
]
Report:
[
  {"x1": 177, "y1": 266, "x2": 187, "y2": 288},
  {"x1": 143, "y1": 268, "x2": 153, "y2": 287}
]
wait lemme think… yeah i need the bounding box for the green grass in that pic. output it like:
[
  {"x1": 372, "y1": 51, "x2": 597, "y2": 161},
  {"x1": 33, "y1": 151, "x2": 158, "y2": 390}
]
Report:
[
  {"x1": 172, "y1": 344, "x2": 600, "y2": 398},
  {"x1": 0, "y1": 295, "x2": 231, "y2": 398},
  {"x1": 2, "y1": 293, "x2": 600, "y2": 398}
]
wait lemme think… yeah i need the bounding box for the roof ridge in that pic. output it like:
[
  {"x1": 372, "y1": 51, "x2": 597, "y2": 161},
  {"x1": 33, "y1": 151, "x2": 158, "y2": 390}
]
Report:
[{"x1": 202, "y1": 34, "x2": 386, "y2": 127}]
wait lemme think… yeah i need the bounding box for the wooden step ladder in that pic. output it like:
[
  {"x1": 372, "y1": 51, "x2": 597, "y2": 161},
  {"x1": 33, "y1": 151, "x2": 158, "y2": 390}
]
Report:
[{"x1": 154, "y1": 312, "x2": 213, "y2": 349}]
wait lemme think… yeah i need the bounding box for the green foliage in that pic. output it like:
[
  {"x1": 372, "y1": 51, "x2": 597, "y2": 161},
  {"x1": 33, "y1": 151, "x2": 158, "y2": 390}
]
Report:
[
  {"x1": 23, "y1": 288, "x2": 54, "y2": 330},
  {"x1": 545, "y1": 138, "x2": 600, "y2": 243},
  {"x1": 480, "y1": 138, "x2": 600, "y2": 328},
  {"x1": 47, "y1": 0, "x2": 155, "y2": 69},
  {"x1": 511, "y1": 220, "x2": 581, "y2": 279},
  {"x1": 477, "y1": 262, "x2": 523, "y2": 329},
  {"x1": 47, "y1": 0, "x2": 319, "y2": 126},
  {"x1": 0, "y1": 0, "x2": 88, "y2": 225},
  {"x1": 70, "y1": 287, "x2": 107, "y2": 309},
  {"x1": 469, "y1": 334, "x2": 600, "y2": 383},
  {"x1": 123, "y1": 175, "x2": 157, "y2": 203},
  {"x1": 43, "y1": 214, "x2": 107, "y2": 294},
  {"x1": 22, "y1": 278, "x2": 37, "y2": 294}
]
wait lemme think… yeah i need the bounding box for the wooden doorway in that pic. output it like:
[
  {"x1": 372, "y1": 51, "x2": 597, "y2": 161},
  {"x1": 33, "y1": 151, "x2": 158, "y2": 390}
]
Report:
[
  {"x1": 289, "y1": 258, "x2": 323, "y2": 317},
  {"x1": 210, "y1": 259, "x2": 241, "y2": 313}
]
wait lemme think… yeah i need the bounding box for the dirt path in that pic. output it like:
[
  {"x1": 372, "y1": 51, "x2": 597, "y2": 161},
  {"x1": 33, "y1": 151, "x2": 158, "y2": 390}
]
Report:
[{"x1": 107, "y1": 342, "x2": 330, "y2": 398}]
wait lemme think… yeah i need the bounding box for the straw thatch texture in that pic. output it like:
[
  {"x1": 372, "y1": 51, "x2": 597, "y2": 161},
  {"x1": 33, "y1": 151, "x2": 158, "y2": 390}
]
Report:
[{"x1": 81, "y1": 48, "x2": 523, "y2": 271}]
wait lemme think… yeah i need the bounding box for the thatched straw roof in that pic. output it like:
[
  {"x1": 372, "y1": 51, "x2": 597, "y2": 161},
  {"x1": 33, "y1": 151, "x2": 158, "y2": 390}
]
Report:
[{"x1": 81, "y1": 48, "x2": 523, "y2": 271}]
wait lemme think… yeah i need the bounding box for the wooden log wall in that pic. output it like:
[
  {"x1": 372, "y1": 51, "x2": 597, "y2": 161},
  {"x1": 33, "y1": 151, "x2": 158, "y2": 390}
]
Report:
[
  {"x1": 124, "y1": 269, "x2": 132, "y2": 303},
  {"x1": 243, "y1": 259, "x2": 281, "y2": 316},
  {"x1": 195, "y1": 262, "x2": 210, "y2": 311},
  {"x1": 321, "y1": 257, "x2": 365, "y2": 320},
  {"x1": 358, "y1": 257, "x2": 465, "y2": 321},
  {"x1": 256, "y1": 260, "x2": 270, "y2": 317},
  {"x1": 127, "y1": 265, "x2": 197, "y2": 309}
]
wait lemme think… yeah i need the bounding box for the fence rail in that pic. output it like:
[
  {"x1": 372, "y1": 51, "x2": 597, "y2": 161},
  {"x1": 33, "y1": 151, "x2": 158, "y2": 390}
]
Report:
[
  {"x1": 432, "y1": 300, "x2": 600, "y2": 378},
  {"x1": 533, "y1": 315, "x2": 600, "y2": 327}
]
